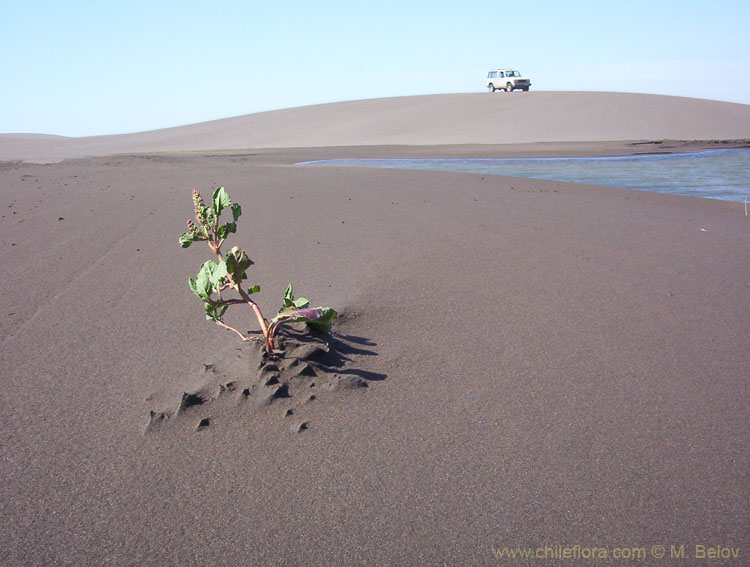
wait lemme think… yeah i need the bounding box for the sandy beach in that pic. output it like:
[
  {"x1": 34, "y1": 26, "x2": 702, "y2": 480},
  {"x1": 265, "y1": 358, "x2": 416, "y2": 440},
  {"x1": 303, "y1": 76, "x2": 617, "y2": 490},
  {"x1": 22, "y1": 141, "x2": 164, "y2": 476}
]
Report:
[{"x1": 1, "y1": 93, "x2": 749, "y2": 565}]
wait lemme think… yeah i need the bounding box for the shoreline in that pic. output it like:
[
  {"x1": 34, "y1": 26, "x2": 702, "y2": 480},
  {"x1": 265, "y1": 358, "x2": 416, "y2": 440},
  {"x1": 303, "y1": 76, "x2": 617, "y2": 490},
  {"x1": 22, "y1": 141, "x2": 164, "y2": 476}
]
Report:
[
  {"x1": 4, "y1": 139, "x2": 750, "y2": 169},
  {"x1": 90, "y1": 139, "x2": 750, "y2": 167},
  {"x1": 93, "y1": 137, "x2": 750, "y2": 158}
]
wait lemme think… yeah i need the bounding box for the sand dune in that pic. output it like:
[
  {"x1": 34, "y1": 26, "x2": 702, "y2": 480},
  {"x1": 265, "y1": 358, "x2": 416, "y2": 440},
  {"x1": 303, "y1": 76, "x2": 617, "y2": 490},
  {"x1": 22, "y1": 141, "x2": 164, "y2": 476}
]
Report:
[{"x1": 2, "y1": 92, "x2": 749, "y2": 161}]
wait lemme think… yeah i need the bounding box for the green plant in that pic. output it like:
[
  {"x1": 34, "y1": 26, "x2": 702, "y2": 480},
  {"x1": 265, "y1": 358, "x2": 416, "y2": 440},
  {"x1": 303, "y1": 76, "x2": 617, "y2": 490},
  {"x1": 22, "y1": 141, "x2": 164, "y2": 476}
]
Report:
[{"x1": 179, "y1": 187, "x2": 336, "y2": 351}]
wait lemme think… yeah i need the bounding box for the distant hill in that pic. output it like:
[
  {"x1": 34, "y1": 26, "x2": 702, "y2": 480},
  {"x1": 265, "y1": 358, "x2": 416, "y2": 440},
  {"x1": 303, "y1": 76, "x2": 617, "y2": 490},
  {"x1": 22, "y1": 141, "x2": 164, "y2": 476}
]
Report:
[{"x1": 2, "y1": 92, "x2": 749, "y2": 161}]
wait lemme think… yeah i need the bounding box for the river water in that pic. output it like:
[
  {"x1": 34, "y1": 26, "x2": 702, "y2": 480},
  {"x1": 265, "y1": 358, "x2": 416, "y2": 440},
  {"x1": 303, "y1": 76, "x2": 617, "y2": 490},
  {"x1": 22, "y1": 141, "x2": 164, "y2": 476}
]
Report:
[{"x1": 300, "y1": 148, "x2": 750, "y2": 202}]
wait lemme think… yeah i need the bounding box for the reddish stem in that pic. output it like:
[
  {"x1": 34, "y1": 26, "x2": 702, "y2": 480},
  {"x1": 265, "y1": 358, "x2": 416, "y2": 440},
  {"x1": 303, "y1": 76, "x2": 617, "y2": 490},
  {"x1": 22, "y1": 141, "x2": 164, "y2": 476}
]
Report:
[
  {"x1": 214, "y1": 320, "x2": 250, "y2": 341},
  {"x1": 209, "y1": 239, "x2": 273, "y2": 351}
]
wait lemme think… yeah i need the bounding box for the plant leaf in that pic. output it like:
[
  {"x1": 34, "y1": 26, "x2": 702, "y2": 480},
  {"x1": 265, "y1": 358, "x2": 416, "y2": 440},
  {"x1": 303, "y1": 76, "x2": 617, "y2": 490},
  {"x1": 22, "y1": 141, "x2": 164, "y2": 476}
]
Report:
[
  {"x1": 247, "y1": 284, "x2": 260, "y2": 294},
  {"x1": 304, "y1": 307, "x2": 337, "y2": 332},
  {"x1": 231, "y1": 203, "x2": 241, "y2": 222},
  {"x1": 280, "y1": 284, "x2": 309, "y2": 310},
  {"x1": 225, "y1": 246, "x2": 253, "y2": 282},
  {"x1": 274, "y1": 306, "x2": 300, "y2": 320},
  {"x1": 193, "y1": 260, "x2": 223, "y2": 300},
  {"x1": 271, "y1": 306, "x2": 337, "y2": 333},
  {"x1": 217, "y1": 222, "x2": 237, "y2": 240},
  {"x1": 179, "y1": 231, "x2": 203, "y2": 248},
  {"x1": 194, "y1": 264, "x2": 212, "y2": 301},
  {"x1": 203, "y1": 206, "x2": 215, "y2": 227},
  {"x1": 188, "y1": 276, "x2": 199, "y2": 298},
  {"x1": 204, "y1": 302, "x2": 227, "y2": 322},
  {"x1": 282, "y1": 284, "x2": 294, "y2": 307},
  {"x1": 212, "y1": 186, "x2": 232, "y2": 216},
  {"x1": 212, "y1": 260, "x2": 228, "y2": 285}
]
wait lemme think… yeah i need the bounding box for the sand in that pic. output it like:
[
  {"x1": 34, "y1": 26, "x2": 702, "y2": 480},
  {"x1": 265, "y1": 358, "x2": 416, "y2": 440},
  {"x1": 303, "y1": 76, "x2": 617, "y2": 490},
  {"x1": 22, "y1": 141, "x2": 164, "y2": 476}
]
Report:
[
  {"x1": 1, "y1": 93, "x2": 748, "y2": 565},
  {"x1": 2, "y1": 91, "x2": 750, "y2": 162}
]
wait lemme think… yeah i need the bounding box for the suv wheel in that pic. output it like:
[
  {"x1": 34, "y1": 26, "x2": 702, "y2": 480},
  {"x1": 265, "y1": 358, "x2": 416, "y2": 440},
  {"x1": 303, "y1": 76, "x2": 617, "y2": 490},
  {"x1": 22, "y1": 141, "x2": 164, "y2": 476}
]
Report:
[
  {"x1": 488, "y1": 83, "x2": 496, "y2": 92},
  {"x1": 506, "y1": 82, "x2": 513, "y2": 92}
]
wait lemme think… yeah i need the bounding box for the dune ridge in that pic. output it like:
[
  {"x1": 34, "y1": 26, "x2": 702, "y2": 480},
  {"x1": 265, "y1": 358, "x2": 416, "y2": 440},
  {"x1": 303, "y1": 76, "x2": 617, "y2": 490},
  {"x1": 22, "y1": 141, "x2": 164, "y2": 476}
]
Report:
[{"x1": 2, "y1": 92, "x2": 749, "y2": 161}]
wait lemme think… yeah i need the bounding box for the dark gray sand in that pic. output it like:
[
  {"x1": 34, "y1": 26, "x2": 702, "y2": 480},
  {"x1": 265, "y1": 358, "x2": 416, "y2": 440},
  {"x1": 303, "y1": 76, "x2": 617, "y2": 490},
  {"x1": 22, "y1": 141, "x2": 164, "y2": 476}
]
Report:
[{"x1": 1, "y1": 141, "x2": 748, "y2": 565}]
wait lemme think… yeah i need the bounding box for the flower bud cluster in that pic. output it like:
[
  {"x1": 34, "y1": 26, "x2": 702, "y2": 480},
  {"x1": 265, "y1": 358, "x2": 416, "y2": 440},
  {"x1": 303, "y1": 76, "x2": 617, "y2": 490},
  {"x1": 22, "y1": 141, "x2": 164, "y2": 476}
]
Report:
[
  {"x1": 186, "y1": 219, "x2": 206, "y2": 238},
  {"x1": 192, "y1": 189, "x2": 210, "y2": 226}
]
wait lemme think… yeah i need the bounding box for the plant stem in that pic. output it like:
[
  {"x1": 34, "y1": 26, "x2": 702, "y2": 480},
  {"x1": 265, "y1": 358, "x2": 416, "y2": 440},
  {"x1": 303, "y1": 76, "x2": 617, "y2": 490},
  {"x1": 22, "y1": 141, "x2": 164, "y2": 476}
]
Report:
[
  {"x1": 215, "y1": 320, "x2": 250, "y2": 341},
  {"x1": 207, "y1": 224, "x2": 273, "y2": 351},
  {"x1": 210, "y1": 298, "x2": 246, "y2": 307},
  {"x1": 238, "y1": 287, "x2": 272, "y2": 349}
]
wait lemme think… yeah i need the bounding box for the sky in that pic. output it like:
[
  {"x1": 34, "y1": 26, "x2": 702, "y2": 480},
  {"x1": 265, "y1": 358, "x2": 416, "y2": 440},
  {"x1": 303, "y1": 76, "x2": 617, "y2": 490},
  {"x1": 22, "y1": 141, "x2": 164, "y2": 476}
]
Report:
[{"x1": 1, "y1": 0, "x2": 749, "y2": 137}]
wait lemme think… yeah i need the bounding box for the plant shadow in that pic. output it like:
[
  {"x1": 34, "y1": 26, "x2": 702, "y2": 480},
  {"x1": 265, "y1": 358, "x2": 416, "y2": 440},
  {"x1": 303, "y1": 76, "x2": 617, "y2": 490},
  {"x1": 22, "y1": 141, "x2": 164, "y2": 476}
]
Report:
[{"x1": 276, "y1": 326, "x2": 387, "y2": 383}]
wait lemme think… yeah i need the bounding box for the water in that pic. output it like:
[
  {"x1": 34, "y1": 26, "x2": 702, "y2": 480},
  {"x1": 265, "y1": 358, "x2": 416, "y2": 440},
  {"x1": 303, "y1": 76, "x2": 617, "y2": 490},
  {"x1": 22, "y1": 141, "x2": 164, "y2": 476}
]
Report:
[{"x1": 299, "y1": 148, "x2": 750, "y2": 203}]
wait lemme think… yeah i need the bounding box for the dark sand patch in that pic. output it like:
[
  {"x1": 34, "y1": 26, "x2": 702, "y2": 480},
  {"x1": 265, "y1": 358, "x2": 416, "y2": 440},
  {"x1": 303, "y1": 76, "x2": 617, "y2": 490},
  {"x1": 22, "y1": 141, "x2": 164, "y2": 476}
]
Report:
[{"x1": 143, "y1": 323, "x2": 380, "y2": 435}]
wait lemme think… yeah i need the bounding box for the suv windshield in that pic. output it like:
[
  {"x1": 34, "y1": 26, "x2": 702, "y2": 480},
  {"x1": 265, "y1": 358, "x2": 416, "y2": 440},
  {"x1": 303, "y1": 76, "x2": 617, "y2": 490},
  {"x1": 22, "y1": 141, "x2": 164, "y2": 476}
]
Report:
[{"x1": 508, "y1": 71, "x2": 521, "y2": 77}]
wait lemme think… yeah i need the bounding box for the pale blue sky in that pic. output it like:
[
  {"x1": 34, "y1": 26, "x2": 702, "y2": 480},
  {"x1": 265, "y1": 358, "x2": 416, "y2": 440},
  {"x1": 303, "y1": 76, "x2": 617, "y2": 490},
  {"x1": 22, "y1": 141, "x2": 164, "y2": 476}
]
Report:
[{"x1": 2, "y1": 0, "x2": 749, "y2": 136}]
